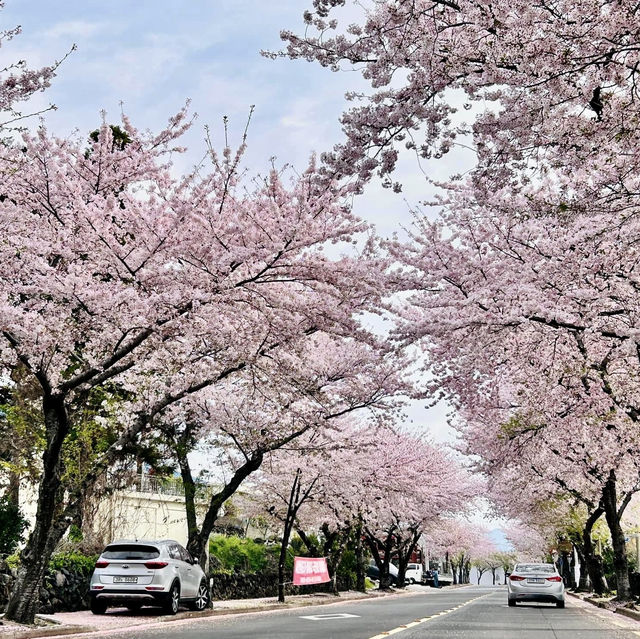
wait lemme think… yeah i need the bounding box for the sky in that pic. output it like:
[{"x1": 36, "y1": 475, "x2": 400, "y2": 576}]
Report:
[{"x1": 1, "y1": 1, "x2": 478, "y2": 447}]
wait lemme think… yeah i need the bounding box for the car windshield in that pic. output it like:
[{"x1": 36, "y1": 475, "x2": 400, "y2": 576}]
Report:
[
  {"x1": 102, "y1": 544, "x2": 160, "y2": 560},
  {"x1": 515, "y1": 564, "x2": 555, "y2": 573}
]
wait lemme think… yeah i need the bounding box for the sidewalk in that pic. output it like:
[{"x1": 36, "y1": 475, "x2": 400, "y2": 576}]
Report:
[
  {"x1": 567, "y1": 590, "x2": 640, "y2": 622},
  {"x1": 0, "y1": 585, "x2": 433, "y2": 639}
]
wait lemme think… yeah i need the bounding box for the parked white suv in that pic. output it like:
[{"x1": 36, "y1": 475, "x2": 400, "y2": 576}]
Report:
[{"x1": 89, "y1": 540, "x2": 209, "y2": 615}]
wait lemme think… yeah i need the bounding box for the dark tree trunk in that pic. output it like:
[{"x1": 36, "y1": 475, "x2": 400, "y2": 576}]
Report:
[
  {"x1": 602, "y1": 471, "x2": 631, "y2": 600},
  {"x1": 579, "y1": 506, "x2": 606, "y2": 593},
  {"x1": 355, "y1": 515, "x2": 366, "y2": 593},
  {"x1": 277, "y1": 470, "x2": 301, "y2": 604},
  {"x1": 491, "y1": 568, "x2": 497, "y2": 585},
  {"x1": 5, "y1": 469, "x2": 19, "y2": 505},
  {"x1": 321, "y1": 523, "x2": 351, "y2": 596},
  {"x1": 364, "y1": 528, "x2": 395, "y2": 590},
  {"x1": 184, "y1": 451, "x2": 264, "y2": 569},
  {"x1": 395, "y1": 528, "x2": 421, "y2": 590},
  {"x1": 574, "y1": 544, "x2": 590, "y2": 592},
  {"x1": 275, "y1": 469, "x2": 318, "y2": 603},
  {"x1": 5, "y1": 393, "x2": 70, "y2": 624}
]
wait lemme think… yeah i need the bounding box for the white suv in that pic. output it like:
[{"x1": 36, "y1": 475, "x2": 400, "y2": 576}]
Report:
[{"x1": 89, "y1": 539, "x2": 209, "y2": 615}]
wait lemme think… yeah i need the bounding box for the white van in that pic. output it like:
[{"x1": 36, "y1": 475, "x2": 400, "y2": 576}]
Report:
[{"x1": 405, "y1": 563, "x2": 424, "y2": 584}]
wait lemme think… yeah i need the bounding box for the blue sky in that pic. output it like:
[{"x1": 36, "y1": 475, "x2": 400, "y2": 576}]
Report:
[{"x1": 2, "y1": 1, "x2": 479, "y2": 446}]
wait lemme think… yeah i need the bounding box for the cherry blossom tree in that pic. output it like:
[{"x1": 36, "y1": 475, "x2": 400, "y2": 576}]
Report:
[
  {"x1": 161, "y1": 336, "x2": 407, "y2": 567},
  {"x1": 388, "y1": 197, "x2": 640, "y2": 599},
  {"x1": 278, "y1": 0, "x2": 640, "y2": 193},
  {"x1": 249, "y1": 422, "x2": 384, "y2": 601},
  {"x1": 425, "y1": 518, "x2": 493, "y2": 585},
  {"x1": 0, "y1": 113, "x2": 401, "y2": 623},
  {"x1": 356, "y1": 430, "x2": 479, "y2": 589},
  {"x1": 0, "y1": 0, "x2": 68, "y2": 130},
  {"x1": 278, "y1": 0, "x2": 640, "y2": 603}
]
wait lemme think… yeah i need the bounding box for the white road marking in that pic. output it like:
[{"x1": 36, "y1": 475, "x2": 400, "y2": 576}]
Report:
[
  {"x1": 366, "y1": 594, "x2": 489, "y2": 639},
  {"x1": 300, "y1": 612, "x2": 361, "y2": 620}
]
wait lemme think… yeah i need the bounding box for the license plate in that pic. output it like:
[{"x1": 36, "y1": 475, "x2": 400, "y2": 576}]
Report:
[
  {"x1": 113, "y1": 576, "x2": 138, "y2": 583},
  {"x1": 527, "y1": 578, "x2": 544, "y2": 584}
]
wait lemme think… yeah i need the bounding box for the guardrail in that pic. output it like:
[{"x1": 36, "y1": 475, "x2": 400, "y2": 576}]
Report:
[{"x1": 126, "y1": 474, "x2": 214, "y2": 500}]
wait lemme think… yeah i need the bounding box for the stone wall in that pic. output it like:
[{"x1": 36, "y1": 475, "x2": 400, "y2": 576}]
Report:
[
  {"x1": 0, "y1": 560, "x2": 358, "y2": 613},
  {"x1": 0, "y1": 560, "x2": 92, "y2": 614},
  {"x1": 210, "y1": 570, "x2": 356, "y2": 600}
]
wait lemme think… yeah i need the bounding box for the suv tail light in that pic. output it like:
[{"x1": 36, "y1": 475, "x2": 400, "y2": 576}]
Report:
[
  {"x1": 144, "y1": 561, "x2": 169, "y2": 569},
  {"x1": 95, "y1": 561, "x2": 109, "y2": 568},
  {"x1": 509, "y1": 575, "x2": 526, "y2": 581},
  {"x1": 546, "y1": 576, "x2": 563, "y2": 582}
]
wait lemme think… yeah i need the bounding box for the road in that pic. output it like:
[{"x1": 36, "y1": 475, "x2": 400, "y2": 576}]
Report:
[{"x1": 73, "y1": 586, "x2": 640, "y2": 639}]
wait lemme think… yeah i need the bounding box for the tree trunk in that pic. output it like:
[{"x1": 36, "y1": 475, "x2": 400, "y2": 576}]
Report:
[
  {"x1": 577, "y1": 506, "x2": 605, "y2": 593},
  {"x1": 395, "y1": 528, "x2": 421, "y2": 590},
  {"x1": 602, "y1": 471, "x2": 631, "y2": 600},
  {"x1": 355, "y1": 515, "x2": 366, "y2": 593},
  {"x1": 185, "y1": 451, "x2": 264, "y2": 568},
  {"x1": 278, "y1": 469, "x2": 302, "y2": 604},
  {"x1": 5, "y1": 394, "x2": 70, "y2": 624},
  {"x1": 575, "y1": 544, "x2": 590, "y2": 592},
  {"x1": 364, "y1": 528, "x2": 395, "y2": 590}
]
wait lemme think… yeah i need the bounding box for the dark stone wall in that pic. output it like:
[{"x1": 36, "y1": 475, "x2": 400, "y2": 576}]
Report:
[
  {"x1": 0, "y1": 559, "x2": 358, "y2": 612},
  {"x1": 0, "y1": 559, "x2": 92, "y2": 613},
  {"x1": 210, "y1": 570, "x2": 355, "y2": 600}
]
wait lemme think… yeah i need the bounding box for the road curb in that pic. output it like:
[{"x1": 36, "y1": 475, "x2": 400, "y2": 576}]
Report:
[
  {"x1": 0, "y1": 624, "x2": 94, "y2": 639},
  {"x1": 2, "y1": 587, "x2": 436, "y2": 639},
  {"x1": 566, "y1": 591, "x2": 609, "y2": 608},
  {"x1": 614, "y1": 607, "x2": 640, "y2": 621},
  {"x1": 567, "y1": 590, "x2": 640, "y2": 620}
]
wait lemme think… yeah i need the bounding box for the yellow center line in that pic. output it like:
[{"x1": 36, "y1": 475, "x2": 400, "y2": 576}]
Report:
[{"x1": 367, "y1": 594, "x2": 490, "y2": 639}]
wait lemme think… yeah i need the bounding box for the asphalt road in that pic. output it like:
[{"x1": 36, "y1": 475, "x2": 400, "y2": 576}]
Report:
[{"x1": 88, "y1": 586, "x2": 640, "y2": 639}]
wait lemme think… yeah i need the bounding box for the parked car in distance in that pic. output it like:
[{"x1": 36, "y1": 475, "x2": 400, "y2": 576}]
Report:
[
  {"x1": 89, "y1": 539, "x2": 209, "y2": 615},
  {"x1": 367, "y1": 560, "x2": 399, "y2": 585},
  {"x1": 507, "y1": 563, "x2": 564, "y2": 608},
  {"x1": 405, "y1": 563, "x2": 423, "y2": 584}
]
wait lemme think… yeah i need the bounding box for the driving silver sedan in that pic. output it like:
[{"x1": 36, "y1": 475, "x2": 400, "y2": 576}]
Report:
[{"x1": 507, "y1": 562, "x2": 565, "y2": 608}]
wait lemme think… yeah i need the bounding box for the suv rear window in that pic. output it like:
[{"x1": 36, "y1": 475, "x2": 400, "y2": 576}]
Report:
[{"x1": 102, "y1": 544, "x2": 160, "y2": 560}]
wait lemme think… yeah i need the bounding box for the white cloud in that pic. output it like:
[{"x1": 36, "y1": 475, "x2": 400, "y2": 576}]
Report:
[{"x1": 43, "y1": 20, "x2": 104, "y2": 40}]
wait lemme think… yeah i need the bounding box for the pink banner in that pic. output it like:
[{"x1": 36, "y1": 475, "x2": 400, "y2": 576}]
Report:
[{"x1": 293, "y1": 556, "x2": 331, "y2": 585}]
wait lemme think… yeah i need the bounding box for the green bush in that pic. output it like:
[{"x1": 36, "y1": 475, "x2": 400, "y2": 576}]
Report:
[
  {"x1": 48, "y1": 551, "x2": 98, "y2": 574},
  {"x1": 209, "y1": 535, "x2": 272, "y2": 572},
  {"x1": 0, "y1": 496, "x2": 27, "y2": 556}
]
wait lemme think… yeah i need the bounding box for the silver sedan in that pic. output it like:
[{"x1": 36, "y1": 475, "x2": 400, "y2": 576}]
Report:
[{"x1": 507, "y1": 563, "x2": 565, "y2": 608}]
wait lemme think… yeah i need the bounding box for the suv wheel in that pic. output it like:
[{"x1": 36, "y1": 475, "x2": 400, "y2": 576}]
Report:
[
  {"x1": 163, "y1": 582, "x2": 180, "y2": 615},
  {"x1": 90, "y1": 597, "x2": 108, "y2": 615},
  {"x1": 508, "y1": 598, "x2": 516, "y2": 607},
  {"x1": 189, "y1": 580, "x2": 210, "y2": 611}
]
